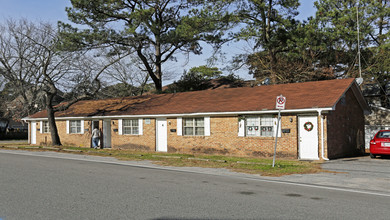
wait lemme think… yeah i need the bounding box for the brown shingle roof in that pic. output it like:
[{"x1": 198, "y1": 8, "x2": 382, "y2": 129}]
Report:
[{"x1": 28, "y1": 78, "x2": 359, "y2": 119}]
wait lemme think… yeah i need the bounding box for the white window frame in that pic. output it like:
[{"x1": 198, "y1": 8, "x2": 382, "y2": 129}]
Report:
[
  {"x1": 40, "y1": 121, "x2": 50, "y2": 133},
  {"x1": 183, "y1": 117, "x2": 205, "y2": 136},
  {"x1": 239, "y1": 115, "x2": 281, "y2": 137},
  {"x1": 118, "y1": 118, "x2": 143, "y2": 135},
  {"x1": 178, "y1": 117, "x2": 210, "y2": 136},
  {"x1": 122, "y1": 119, "x2": 139, "y2": 135},
  {"x1": 67, "y1": 120, "x2": 84, "y2": 134}
]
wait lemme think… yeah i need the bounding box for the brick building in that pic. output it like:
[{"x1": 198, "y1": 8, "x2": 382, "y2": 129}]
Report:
[{"x1": 24, "y1": 78, "x2": 369, "y2": 160}]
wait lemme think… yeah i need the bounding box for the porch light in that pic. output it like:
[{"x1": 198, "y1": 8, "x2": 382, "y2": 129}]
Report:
[{"x1": 289, "y1": 118, "x2": 293, "y2": 123}]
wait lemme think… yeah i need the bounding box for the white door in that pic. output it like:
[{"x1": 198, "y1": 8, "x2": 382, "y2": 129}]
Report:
[
  {"x1": 156, "y1": 118, "x2": 167, "y2": 152},
  {"x1": 103, "y1": 120, "x2": 111, "y2": 148},
  {"x1": 298, "y1": 116, "x2": 319, "y2": 160},
  {"x1": 31, "y1": 122, "x2": 36, "y2": 144}
]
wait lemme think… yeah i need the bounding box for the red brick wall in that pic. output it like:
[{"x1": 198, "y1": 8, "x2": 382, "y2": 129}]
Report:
[
  {"x1": 34, "y1": 120, "x2": 92, "y2": 147},
  {"x1": 31, "y1": 116, "x2": 300, "y2": 158},
  {"x1": 166, "y1": 115, "x2": 298, "y2": 158},
  {"x1": 326, "y1": 88, "x2": 365, "y2": 159},
  {"x1": 111, "y1": 119, "x2": 156, "y2": 151}
]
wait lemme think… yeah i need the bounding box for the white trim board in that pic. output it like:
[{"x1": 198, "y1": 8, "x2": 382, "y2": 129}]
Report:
[{"x1": 23, "y1": 108, "x2": 333, "y2": 121}]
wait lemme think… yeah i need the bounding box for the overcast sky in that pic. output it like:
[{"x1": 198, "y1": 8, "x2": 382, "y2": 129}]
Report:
[{"x1": 0, "y1": 0, "x2": 317, "y2": 84}]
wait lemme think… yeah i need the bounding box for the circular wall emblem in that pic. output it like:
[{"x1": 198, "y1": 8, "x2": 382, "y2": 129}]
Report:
[{"x1": 304, "y1": 122, "x2": 314, "y2": 132}]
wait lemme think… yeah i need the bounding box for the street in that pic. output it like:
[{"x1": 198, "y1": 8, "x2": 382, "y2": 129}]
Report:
[{"x1": 1, "y1": 151, "x2": 389, "y2": 220}]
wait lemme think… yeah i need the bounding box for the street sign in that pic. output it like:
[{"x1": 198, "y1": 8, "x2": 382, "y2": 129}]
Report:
[
  {"x1": 273, "y1": 94, "x2": 286, "y2": 167},
  {"x1": 275, "y1": 95, "x2": 286, "y2": 110}
]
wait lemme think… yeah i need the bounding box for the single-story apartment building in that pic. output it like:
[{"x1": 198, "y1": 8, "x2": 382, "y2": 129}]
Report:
[{"x1": 24, "y1": 78, "x2": 370, "y2": 160}]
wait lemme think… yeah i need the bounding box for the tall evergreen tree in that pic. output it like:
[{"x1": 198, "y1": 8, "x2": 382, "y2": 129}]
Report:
[
  {"x1": 234, "y1": 0, "x2": 302, "y2": 84},
  {"x1": 60, "y1": 0, "x2": 233, "y2": 93},
  {"x1": 313, "y1": 0, "x2": 389, "y2": 105}
]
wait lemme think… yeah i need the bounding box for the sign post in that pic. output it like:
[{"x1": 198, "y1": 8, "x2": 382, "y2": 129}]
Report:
[{"x1": 273, "y1": 95, "x2": 286, "y2": 167}]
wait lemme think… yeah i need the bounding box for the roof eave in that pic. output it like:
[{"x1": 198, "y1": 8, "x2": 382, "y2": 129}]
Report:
[{"x1": 25, "y1": 107, "x2": 333, "y2": 121}]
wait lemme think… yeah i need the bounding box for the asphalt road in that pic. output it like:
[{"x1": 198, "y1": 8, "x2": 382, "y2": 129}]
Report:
[{"x1": 0, "y1": 151, "x2": 389, "y2": 220}]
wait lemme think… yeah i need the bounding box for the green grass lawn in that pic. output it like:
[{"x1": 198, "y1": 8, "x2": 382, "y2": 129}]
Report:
[{"x1": 0, "y1": 145, "x2": 323, "y2": 176}]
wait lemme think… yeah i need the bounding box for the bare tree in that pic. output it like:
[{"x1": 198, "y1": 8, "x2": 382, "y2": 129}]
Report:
[
  {"x1": 0, "y1": 20, "x2": 45, "y2": 117},
  {"x1": 0, "y1": 19, "x2": 125, "y2": 145},
  {"x1": 103, "y1": 56, "x2": 151, "y2": 97}
]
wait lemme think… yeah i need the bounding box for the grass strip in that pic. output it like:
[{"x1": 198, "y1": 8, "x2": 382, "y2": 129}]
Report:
[{"x1": 1, "y1": 145, "x2": 323, "y2": 176}]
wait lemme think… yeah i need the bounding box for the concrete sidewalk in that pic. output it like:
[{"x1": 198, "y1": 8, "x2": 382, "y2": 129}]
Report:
[{"x1": 1, "y1": 149, "x2": 389, "y2": 195}]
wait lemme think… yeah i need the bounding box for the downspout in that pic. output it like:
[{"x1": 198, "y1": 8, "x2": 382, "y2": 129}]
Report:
[{"x1": 318, "y1": 110, "x2": 329, "y2": 160}]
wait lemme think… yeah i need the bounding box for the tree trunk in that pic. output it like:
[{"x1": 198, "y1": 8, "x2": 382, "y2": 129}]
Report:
[
  {"x1": 153, "y1": 73, "x2": 162, "y2": 93},
  {"x1": 269, "y1": 49, "x2": 277, "y2": 84},
  {"x1": 136, "y1": 48, "x2": 162, "y2": 93},
  {"x1": 46, "y1": 93, "x2": 62, "y2": 146},
  {"x1": 47, "y1": 106, "x2": 61, "y2": 146},
  {"x1": 154, "y1": 37, "x2": 163, "y2": 93}
]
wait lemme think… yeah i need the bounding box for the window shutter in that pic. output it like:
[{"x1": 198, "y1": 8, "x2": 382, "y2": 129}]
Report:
[
  {"x1": 274, "y1": 117, "x2": 282, "y2": 137},
  {"x1": 40, "y1": 121, "x2": 43, "y2": 134},
  {"x1": 118, "y1": 119, "x2": 122, "y2": 135},
  {"x1": 81, "y1": 120, "x2": 84, "y2": 134},
  {"x1": 204, "y1": 116, "x2": 210, "y2": 136},
  {"x1": 177, "y1": 117, "x2": 182, "y2": 136},
  {"x1": 238, "y1": 119, "x2": 245, "y2": 137},
  {"x1": 138, "y1": 118, "x2": 143, "y2": 135},
  {"x1": 66, "y1": 120, "x2": 69, "y2": 134}
]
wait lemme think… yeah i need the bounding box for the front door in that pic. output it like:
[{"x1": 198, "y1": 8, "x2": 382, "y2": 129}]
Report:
[
  {"x1": 298, "y1": 116, "x2": 319, "y2": 160},
  {"x1": 102, "y1": 120, "x2": 111, "y2": 148},
  {"x1": 31, "y1": 122, "x2": 36, "y2": 144},
  {"x1": 156, "y1": 118, "x2": 167, "y2": 152}
]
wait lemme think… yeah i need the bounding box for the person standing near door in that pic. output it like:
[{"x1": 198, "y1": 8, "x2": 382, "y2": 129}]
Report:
[{"x1": 91, "y1": 127, "x2": 101, "y2": 149}]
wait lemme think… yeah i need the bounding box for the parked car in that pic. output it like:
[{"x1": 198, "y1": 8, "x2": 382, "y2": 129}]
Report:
[{"x1": 370, "y1": 130, "x2": 390, "y2": 158}]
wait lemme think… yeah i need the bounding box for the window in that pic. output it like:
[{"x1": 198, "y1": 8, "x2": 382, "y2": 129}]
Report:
[
  {"x1": 69, "y1": 120, "x2": 82, "y2": 134},
  {"x1": 260, "y1": 116, "x2": 274, "y2": 137},
  {"x1": 246, "y1": 116, "x2": 274, "y2": 137},
  {"x1": 122, "y1": 119, "x2": 139, "y2": 135},
  {"x1": 183, "y1": 118, "x2": 204, "y2": 136},
  {"x1": 118, "y1": 119, "x2": 143, "y2": 135},
  {"x1": 42, "y1": 121, "x2": 50, "y2": 133},
  {"x1": 378, "y1": 131, "x2": 390, "y2": 138}
]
